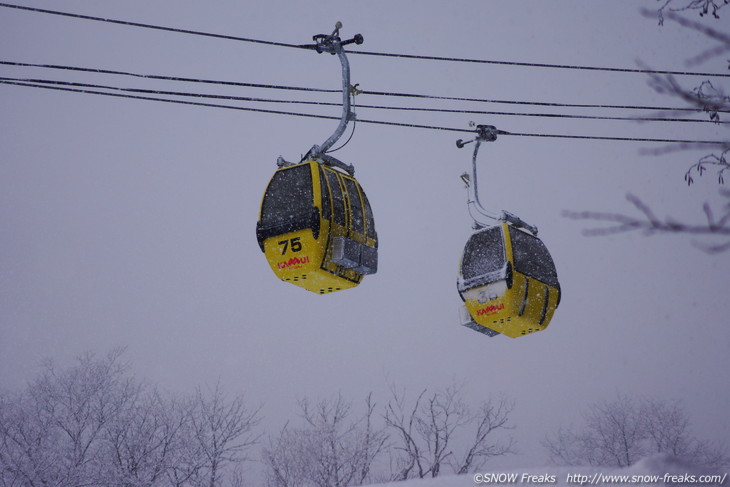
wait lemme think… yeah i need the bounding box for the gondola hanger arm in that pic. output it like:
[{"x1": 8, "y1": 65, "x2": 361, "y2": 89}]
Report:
[
  {"x1": 457, "y1": 124, "x2": 539, "y2": 235},
  {"x1": 294, "y1": 22, "x2": 363, "y2": 175}
]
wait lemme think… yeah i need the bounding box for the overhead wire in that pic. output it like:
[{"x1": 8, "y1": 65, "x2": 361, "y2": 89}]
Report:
[
  {"x1": 350, "y1": 49, "x2": 730, "y2": 78},
  {"x1": 0, "y1": 60, "x2": 341, "y2": 94},
  {"x1": 0, "y1": 76, "x2": 338, "y2": 107},
  {"x1": 3, "y1": 61, "x2": 728, "y2": 116},
  {"x1": 0, "y1": 3, "x2": 301, "y2": 50},
  {"x1": 1, "y1": 4, "x2": 727, "y2": 146},
  {"x1": 362, "y1": 87, "x2": 730, "y2": 114},
  {"x1": 1, "y1": 75, "x2": 725, "y2": 125},
  {"x1": 1, "y1": 2, "x2": 729, "y2": 79},
  {"x1": 2, "y1": 79, "x2": 726, "y2": 147}
]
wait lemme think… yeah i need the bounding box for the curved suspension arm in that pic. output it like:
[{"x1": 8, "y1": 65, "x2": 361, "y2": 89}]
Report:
[
  {"x1": 458, "y1": 125, "x2": 538, "y2": 235},
  {"x1": 303, "y1": 24, "x2": 363, "y2": 174},
  {"x1": 317, "y1": 42, "x2": 352, "y2": 155}
]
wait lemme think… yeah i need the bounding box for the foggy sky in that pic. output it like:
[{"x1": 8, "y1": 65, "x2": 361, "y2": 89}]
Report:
[{"x1": 1, "y1": 0, "x2": 728, "y2": 477}]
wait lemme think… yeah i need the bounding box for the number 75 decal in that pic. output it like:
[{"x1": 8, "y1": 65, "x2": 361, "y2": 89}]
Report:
[{"x1": 278, "y1": 237, "x2": 302, "y2": 255}]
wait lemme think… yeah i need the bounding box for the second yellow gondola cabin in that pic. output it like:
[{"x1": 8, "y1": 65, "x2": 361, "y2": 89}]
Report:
[
  {"x1": 457, "y1": 222, "x2": 560, "y2": 338},
  {"x1": 256, "y1": 159, "x2": 377, "y2": 294}
]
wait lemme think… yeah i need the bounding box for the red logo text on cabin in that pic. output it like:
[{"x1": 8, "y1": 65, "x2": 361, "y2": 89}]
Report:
[
  {"x1": 477, "y1": 303, "x2": 504, "y2": 316},
  {"x1": 277, "y1": 256, "x2": 310, "y2": 270}
]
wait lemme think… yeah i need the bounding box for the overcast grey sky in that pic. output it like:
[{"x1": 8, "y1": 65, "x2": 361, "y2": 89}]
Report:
[{"x1": 1, "y1": 0, "x2": 728, "y2": 475}]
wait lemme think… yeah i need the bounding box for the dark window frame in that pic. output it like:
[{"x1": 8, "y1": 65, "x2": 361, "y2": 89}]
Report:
[
  {"x1": 343, "y1": 177, "x2": 365, "y2": 235},
  {"x1": 461, "y1": 226, "x2": 507, "y2": 281},
  {"x1": 508, "y1": 227, "x2": 559, "y2": 287},
  {"x1": 323, "y1": 168, "x2": 346, "y2": 226},
  {"x1": 318, "y1": 165, "x2": 331, "y2": 220},
  {"x1": 360, "y1": 187, "x2": 376, "y2": 240},
  {"x1": 260, "y1": 164, "x2": 314, "y2": 223}
]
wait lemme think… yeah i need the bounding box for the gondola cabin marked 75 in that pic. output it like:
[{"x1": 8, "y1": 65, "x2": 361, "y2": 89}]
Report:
[
  {"x1": 255, "y1": 24, "x2": 377, "y2": 294},
  {"x1": 256, "y1": 160, "x2": 377, "y2": 294}
]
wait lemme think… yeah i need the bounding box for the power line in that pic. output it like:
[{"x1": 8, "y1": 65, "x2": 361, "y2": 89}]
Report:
[
  {"x1": 0, "y1": 76, "x2": 338, "y2": 107},
  {"x1": 2, "y1": 76, "x2": 723, "y2": 125},
  {"x1": 0, "y1": 3, "x2": 301, "y2": 50},
  {"x1": 0, "y1": 79, "x2": 349, "y2": 124},
  {"x1": 0, "y1": 60, "x2": 340, "y2": 94},
  {"x1": 362, "y1": 88, "x2": 730, "y2": 114},
  {"x1": 350, "y1": 49, "x2": 730, "y2": 78},
  {"x1": 3, "y1": 61, "x2": 726, "y2": 115},
  {"x1": 2, "y1": 79, "x2": 726, "y2": 147},
  {"x1": 2, "y1": 3, "x2": 729, "y2": 79}
]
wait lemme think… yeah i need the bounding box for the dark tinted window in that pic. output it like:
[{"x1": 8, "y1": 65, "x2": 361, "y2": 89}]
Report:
[
  {"x1": 361, "y1": 189, "x2": 376, "y2": 240},
  {"x1": 509, "y1": 227, "x2": 558, "y2": 287},
  {"x1": 324, "y1": 170, "x2": 346, "y2": 226},
  {"x1": 261, "y1": 164, "x2": 313, "y2": 222},
  {"x1": 461, "y1": 227, "x2": 506, "y2": 280},
  {"x1": 344, "y1": 178, "x2": 364, "y2": 235},
  {"x1": 318, "y1": 166, "x2": 330, "y2": 219}
]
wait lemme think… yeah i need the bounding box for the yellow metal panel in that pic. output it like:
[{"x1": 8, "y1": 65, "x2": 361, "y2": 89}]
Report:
[
  {"x1": 259, "y1": 160, "x2": 374, "y2": 294},
  {"x1": 463, "y1": 273, "x2": 560, "y2": 338},
  {"x1": 263, "y1": 225, "x2": 361, "y2": 294}
]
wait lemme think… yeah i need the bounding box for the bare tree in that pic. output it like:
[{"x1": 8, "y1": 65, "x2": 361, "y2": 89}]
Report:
[
  {"x1": 384, "y1": 384, "x2": 515, "y2": 480},
  {"x1": 654, "y1": 1, "x2": 730, "y2": 25},
  {"x1": 262, "y1": 423, "x2": 308, "y2": 487},
  {"x1": 543, "y1": 394, "x2": 729, "y2": 469},
  {"x1": 563, "y1": 190, "x2": 730, "y2": 252},
  {"x1": 103, "y1": 388, "x2": 193, "y2": 487},
  {"x1": 453, "y1": 399, "x2": 518, "y2": 475},
  {"x1": 543, "y1": 395, "x2": 646, "y2": 468},
  {"x1": 0, "y1": 350, "x2": 261, "y2": 487},
  {"x1": 188, "y1": 382, "x2": 261, "y2": 487},
  {"x1": 262, "y1": 393, "x2": 387, "y2": 487},
  {"x1": 645, "y1": 7, "x2": 730, "y2": 185},
  {"x1": 640, "y1": 398, "x2": 729, "y2": 469},
  {"x1": 566, "y1": 6, "x2": 730, "y2": 252},
  {"x1": 0, "y1": 388, "x2": 61, "y2": 487},
  {"x1": 0, "y1": 348, "x2": 138, "y2": 486}
]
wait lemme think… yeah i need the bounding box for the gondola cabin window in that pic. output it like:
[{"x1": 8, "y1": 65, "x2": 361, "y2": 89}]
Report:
[
  {"x1": 261, "y1": 164, "x2": 313, "y2": 223},
  {"x1": 323, "y1": 169, "x2": 346, "y2": 226},
  {"x1": 508, "y1": 227, "x2": 559, "y2": 288},
  {"x1": 343, "y1": 178, "x2": 364, "y2": 235},
  {"x1": 362, "y1": 191, "x2": 376, "y2": 241},
  {"x1": 461, "y1": 226, "x2": 506, "y2": 282},
  {"x1": 318, "y1": 166, "x2": 331, "y2": 220}
]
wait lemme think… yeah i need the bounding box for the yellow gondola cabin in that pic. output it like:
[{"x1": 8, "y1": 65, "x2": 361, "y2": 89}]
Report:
[
  {"x1": 256, "y1": 159, "x2": 377, "y2": 294},
  {"x1": 458, "y1": 222, "x2": 560, "y2": 338}
]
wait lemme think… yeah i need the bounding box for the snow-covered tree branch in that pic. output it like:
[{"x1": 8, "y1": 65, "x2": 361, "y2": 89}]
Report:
[{"x1": 543, "y1": 394, "x2": 729, "y2": 470}]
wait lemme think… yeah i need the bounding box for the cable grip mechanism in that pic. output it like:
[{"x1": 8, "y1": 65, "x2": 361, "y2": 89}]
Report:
[
  {"x1": 456, "y1": 124, "x2": 498, "y2": 148},
  {"x1": 309, "y1": 22, "x2": 364, "y2": 55}
]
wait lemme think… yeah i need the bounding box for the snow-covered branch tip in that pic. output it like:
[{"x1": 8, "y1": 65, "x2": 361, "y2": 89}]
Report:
[
  {"x1": 644, "y1": 4, "x2": 730, "y2": 68},
  {"x1": 563, "y1": 191, "x2": 730, "y2": 253},
  {"x1": 685, "y1": 148, "x2": 730, "y2": 185},
  {"x1": 642, "y1": 70, "x2": 730, "y2": 124},
  {"x1": 650, "y1": 1, "x2": 730, "y2": 25}
]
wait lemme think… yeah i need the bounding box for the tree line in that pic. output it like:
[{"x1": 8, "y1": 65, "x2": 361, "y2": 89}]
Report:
[
  {"x1": 0, "y1": 350, "x2": 514, "y2": 486},
  {"x1": 1, "y1": 350, "x2": 726, "y2": 486},
  {"x1": 0, "y1": 349, "x2": 259, "y2": 487},
  {"x1": 542, "y1": 394, "x2": 728, "y2": 470}
]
